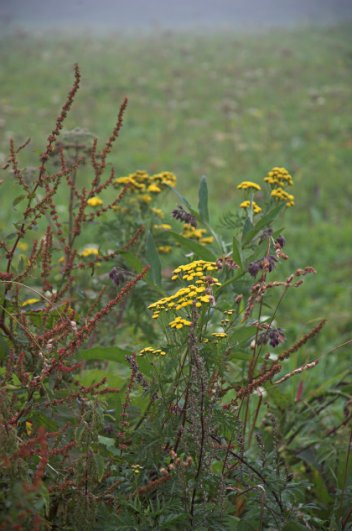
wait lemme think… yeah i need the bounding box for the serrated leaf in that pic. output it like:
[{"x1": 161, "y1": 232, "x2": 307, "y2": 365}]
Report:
[
  {"x1": 145, "y1": 230, "x2": 161, "y2": 286},
  {"x1": 198, "y1": 175, "x2": 209, "y2": 223},
  {"x1": 167, "y1": 231, "x2": 216, "y2": 261}
]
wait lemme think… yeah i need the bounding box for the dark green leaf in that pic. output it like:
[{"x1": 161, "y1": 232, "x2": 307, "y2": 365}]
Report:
[
  {"x1": 77, "y1": 346, "x2": 132, "y2": 362},
  {"x1": 167, "y1": 231, "x2": 217, "y2": 261},
  {"x1": 232, "y1": 237, "x2": 243, "y2": 270},
  {"x1": 198, "y1": 175, "x2": 209, "y2": 223},
  {"x1": 13, "y1": 195, "x2": 26, "y2": 207}
]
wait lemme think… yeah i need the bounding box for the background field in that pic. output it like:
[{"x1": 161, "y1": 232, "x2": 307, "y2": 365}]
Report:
[{"x1": 0, "y1": 23, "x2": 351, "y2": 377}]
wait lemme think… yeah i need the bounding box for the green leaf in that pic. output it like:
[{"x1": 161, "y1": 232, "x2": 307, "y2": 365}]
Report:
[
  {"x1": 282, "y1": 522, "x2": 310, "y2": 531},
  {"x1": 242, "y1": 205, "x2": 283, "y2": 245},
  {"x1": 0, "y1": 335, "x2": 9, "y2": 361},
  {"x1": 94, "y1": 453, "x2": 105, "y2": 482},
  {"x1": 167, "y1": 231, "x2": 216, "y2": 261},
  {"x1": 198, "y1": 175, "x2": 209, "y2": 223},
  {"x1": 230, "y1": 326, "x2": 257, "y2": 345},
  {"x1": 145, "y1": 230, "x2": 161, "y2": 286},
  {"x1": 232, "y1": 237, "x2": 244, "y2": 270},
  {"x1": 228, "y1": 349, "x2": 252, "y2": 361},
  {"x1": 13, "y1": 195, "x2": 26, "y2": 207},
  {"x1": 171, "y1": 187, "x2": 194, "y2": 212},
  {"x1": 77, "y1": 346, "x2": 132, "y2": 362}
]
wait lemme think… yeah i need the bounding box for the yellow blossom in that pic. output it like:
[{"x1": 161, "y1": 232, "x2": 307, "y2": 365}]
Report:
[
  {"x1": 79, "y1": 247, "x2": 99, "y2": 257},
  {"x1": 237, "y1": 181, "x2": 262, "y2": 191},
  {"x1": 87, "y1": 196, "x2": 103, "y2": 207},
  {"x1": 21, "y1": 298, "x2": 40, "y2": 307},
  {"x1": 148, "y1": 183, "x2": 162, "y2": 193},
  {"x1": 154, "y1": 224, "x2": 172, "y2": 231},
  {"x1": 264, "y1": 167, "x2": 293, "y2": 187},
  {"x1": 158, "y1": 245, "x2": 172, "y2": 254},
  {"x1": 271, "y1": 188, "x2": 295, "y2": 207},
  {"x1": 18, "y1": 242, "x2": 29, "y2": 251},
  {"x1": 211, "y1": 332, "x2": 228, "y2": 339},
  {"x1": 151, "y1": 207, "x2": 165, "y2": 219},
  {"x1": 240, "y1": 200, "x2": 262, "y2": 214}
]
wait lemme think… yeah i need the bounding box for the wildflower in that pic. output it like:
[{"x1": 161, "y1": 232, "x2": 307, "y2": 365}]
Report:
[
  {"x1": 182, "y1": 224, "x2": 213, "y2": 245},
  {"x1": 79, "y1": 246, "x2": 99, "y2": 257},
  {"x1": 237, "y1": 181, "x2": 262, "y2": 191},
  {"x1": 172, "y1": 205, "x2": 197, "y2": 227},
  {"x1": 276, "y1": 235, "x2": 286, "y2": 248},
  {"x1": 152, "y1": 171, "x2": 177, "y2": 187},
  {"x1": 271, "y1": 188, "x2": 295, "y2": 207},
  {"x1": 148, "y1": 183, "x2": 161, "y2": 193},
  {"x1": 264, "y1": 167, "x2": 293, "y2": 187},
  {"x1": 158, "y1": 245, "x2": 172, "y2": 254},
  {"x1": 200, "y1": 236, "x2": 214, "y2": 244},
  {"x1": 248, "y1": 261, "x2": 261, "y2": 278},
  {"x1": 109, "y1": 267, "x2": 128, "y2": 286},
  {"x1": 258, "y1": 328, "x2": 286, "y2": 347},
  {"x1": 151, "y1": 207, "x2": 165, "y2": 219},
  {"x1": 153, "y1": 224, "x2": 172, "y2": 231},
  {"x1": 18, "y1": 242, "x2": 29, "y2": 251},
  {"x1": 139, "y1": 194, "x2": 152, "y2": 203},
  {"x1": 87, "y1": 196, "x2": 103, "y2": 207},
  {"x1": 131, "y1": 464, "x2": 143, "y2": 475},
  {"x1": 139, "y1": 346, "x2": 166, "y2": 356},
  {"x1": 240, "y1": 200, "x2": 262, "y2": 214},
  {"x1": 169, "y1": 316, "x2": 192, "y2": 330},
  {"x1": 211, "y1": 332, "x2": 227, "y2": 339},
  {"x1": 21, "y1": 298, "x2": 40, "y2": 307}
]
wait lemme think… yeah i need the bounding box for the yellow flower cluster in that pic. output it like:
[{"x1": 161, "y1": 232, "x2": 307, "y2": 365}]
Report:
[
  {"x1": 148, "y1": 260, "x2": 221, "y2": 330},
  {"x1": 182, "y1": 224, "x2": 214, "y2": 245},
  {"x1": 131, "y1": 464, "x2": 143, "y2": 475},
  {"x1": 151, "y1": 207, "x2": 165, "y2": 219},
  {"x1": 264, "y1": 167, "x2": 293, "y2": 187},
  {"x1": 265, "y1": 167, "x2": 295, "y2": 207},
  {"x1": 240, "y1": 200, "x2": 262, "y2": 214},
  {"x1": 87, "y1": 196, "x2": 103, "y2": 207},
  {"x1": 211, "y1": 332, "x2": 227, "y2": 339},
  {"x1": 114, "y1": 170, "x2": 176, "y2": 197},
  {"x1": 271, "y1": 188, "x2": 295, "y2": 207},
  {"x1": 79, "y1": 247, "x2": 99, "y2": 257},
  {"x1": 169, "y1": 316, "x2": 193, "y2": 329},
  {"x1": 237, "y1": 181, "x2": 262, "y2": 191},
  {"x1": 158, "y1": 245, "x2": 172, "y2": 254},
  {"x1": 154, "y1": 224, "x2": 172, "y2": 231},
  {"x1": 139, "y1": 346, "x2": 166, "y2": 356}
]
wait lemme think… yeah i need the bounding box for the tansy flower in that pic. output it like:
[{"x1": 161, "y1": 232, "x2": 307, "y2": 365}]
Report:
[
  {"x1": 237, "y1": 181, "x2": 262, "y2": 191},
  {"x1": 240, "y1": 200, "x2": 262, "y2": 214},
  {"x1": 169, "y1": 316, "x2": 192, "y2": 330},
  {"x1": 211, "y1": 332, "x2": 228, "y2": 339},
  {"x1": 139, "y1": 194, "x2": 152, "y2": 204},
  {"x1": 87, "y1": 196, "x2": 103, "y2": 207},
  {"x1": 131, "y1": 464, "x2": 143, "y2": 475},
  {"x1": 158, "y1": 245, "x2": 172, "y2": 254},
  {"x1": 79, "y1": 247, "x2": 99, "y2": 257},
  {"x1": 264, "y1": 167, "x2": 293, "y2": 187},
  {"x1": 151, "y1": 207, "x2": 165, "y2": 219},
  {"x1": 271, "y1": 188, "x2": 295, "y2": 207},
  {"x1": 154, "y1": 224, "x2": 172, "y2": 231},
  {"x1": 21, "y1": 298, "x2": 40, "y2": 307},
  {"x1": 148, "y1": 184, "x2": 161, "y2": 193}
]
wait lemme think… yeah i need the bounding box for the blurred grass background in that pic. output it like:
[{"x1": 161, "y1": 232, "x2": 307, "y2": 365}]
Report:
[{"x1": 0, "y1": 24, "x2": 351, "y2": 366}]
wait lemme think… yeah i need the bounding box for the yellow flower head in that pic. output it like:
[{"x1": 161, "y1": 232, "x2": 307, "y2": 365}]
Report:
[
  {"x1": 271, "y1": 188, "x2": 295, "y2": 207},
  {"x1": 87, "y1": 196, "x2": 103, "y2": 207},
  {"x1": 151, "y1": 207, "x2": 165, "y2": 219},
  {"x1": 264, "y1": 167, "x2": 293, "y2": 188},
  {"x1": 79, "y1": 247, "x2": 99, "y2": 257},
  {"x1": 237, "y1": 181, "x2": 262, "y2": 191},
  {"x1": 148, "y1": 183, "x2": 161, "y2": 193},
  {"x1": 158, "y1": 245, "x2": 172, "y2": 254},
  {"x1": 240, "y1": 200, "x2": 262, "y2": 214},
  {"x1": 21, "y1": 298, "x2": 40, "y2": 307}
]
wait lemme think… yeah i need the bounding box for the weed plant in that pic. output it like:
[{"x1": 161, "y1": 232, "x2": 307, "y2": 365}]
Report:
[{"x1": 0, "y1": 66, "x2": 351, "y2": 530}]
